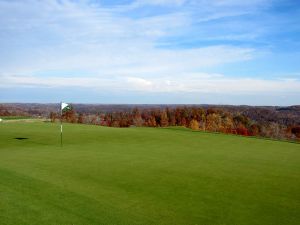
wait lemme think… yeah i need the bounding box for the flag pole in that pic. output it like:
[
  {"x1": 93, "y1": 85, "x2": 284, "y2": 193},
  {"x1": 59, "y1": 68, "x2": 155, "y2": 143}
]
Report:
[{"x1": 60, "y1": 102, "x2": 63, "y2": 147}]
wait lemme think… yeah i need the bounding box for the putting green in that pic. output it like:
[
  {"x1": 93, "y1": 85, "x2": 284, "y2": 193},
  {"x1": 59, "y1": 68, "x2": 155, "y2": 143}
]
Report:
[{"x1": 0, "y1": 122, "x2": 299, "y2": 225}]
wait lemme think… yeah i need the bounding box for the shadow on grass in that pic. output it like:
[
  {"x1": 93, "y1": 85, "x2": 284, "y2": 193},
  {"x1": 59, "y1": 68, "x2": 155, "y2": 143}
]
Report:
[{"x1": 14, "y1": 137, "x2": 28, "y2": 140}]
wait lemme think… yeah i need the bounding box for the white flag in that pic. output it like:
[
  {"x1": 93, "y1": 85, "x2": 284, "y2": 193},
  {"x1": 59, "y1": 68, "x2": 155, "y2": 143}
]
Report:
[{"x1": 61, "y1": 102, "x2": 70, "y2": 111}]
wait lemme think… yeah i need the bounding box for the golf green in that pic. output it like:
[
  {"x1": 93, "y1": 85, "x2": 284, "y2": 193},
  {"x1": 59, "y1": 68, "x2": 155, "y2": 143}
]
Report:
[{"x1": 0, "y1": 122, "x2": 299, "y2": 225}]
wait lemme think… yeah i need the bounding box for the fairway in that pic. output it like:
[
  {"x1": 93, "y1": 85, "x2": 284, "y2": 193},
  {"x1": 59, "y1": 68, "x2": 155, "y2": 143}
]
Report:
[{"x1": 0, "y1": 122, "x2": 299, "y2": 225}]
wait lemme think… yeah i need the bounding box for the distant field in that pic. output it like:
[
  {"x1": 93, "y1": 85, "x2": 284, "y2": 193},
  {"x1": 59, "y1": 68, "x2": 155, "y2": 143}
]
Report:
[
  {"x1": 0, "y1": 116, "x2": 48, "y2": 123},
  {"x1": 0, "y1": 122, "x2": 299, "y2": 225},
  {"x1": 0, "y1": 116, "x2": 32, "y2": 120}
]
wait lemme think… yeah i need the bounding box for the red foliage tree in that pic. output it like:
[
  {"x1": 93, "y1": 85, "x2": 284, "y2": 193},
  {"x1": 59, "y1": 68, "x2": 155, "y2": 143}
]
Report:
[{"x1": 236, "y1": 125, "x2": 249, "y2": 136}]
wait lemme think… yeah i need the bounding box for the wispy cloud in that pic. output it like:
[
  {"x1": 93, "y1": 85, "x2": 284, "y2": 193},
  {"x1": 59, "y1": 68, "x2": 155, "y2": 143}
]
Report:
[
  {"x1": 2, "y1": 73, "x2": 300, "y2": 96},
  {"x1": 0, "y1": 0, "x2": 299, "y2": 104},
  {"x1": 0, "y1": 0, "x2": 255, "y2": 75}
]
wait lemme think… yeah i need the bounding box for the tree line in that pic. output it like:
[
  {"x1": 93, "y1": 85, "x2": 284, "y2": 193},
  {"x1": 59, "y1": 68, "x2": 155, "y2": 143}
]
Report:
[{"x1": 49, "y1": 106, "x2": 300, "y2": 142}]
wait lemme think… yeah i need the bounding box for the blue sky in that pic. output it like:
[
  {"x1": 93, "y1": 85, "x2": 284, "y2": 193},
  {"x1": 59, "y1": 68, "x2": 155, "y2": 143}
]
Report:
[{"x1": 0, "y1": 0, "x2": 299, "y2": 105}]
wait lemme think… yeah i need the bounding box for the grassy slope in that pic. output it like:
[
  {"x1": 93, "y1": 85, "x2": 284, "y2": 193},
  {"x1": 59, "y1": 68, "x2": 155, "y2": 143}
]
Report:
[{"x1": 0, "y1": 122, "x2": 299, "y2": 225}]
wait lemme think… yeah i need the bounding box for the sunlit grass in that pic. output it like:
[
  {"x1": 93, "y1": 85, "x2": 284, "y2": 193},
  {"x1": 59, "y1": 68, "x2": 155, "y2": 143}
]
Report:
[{"x1": 0, "y1": 122, "x2": 299, "y2": 225}]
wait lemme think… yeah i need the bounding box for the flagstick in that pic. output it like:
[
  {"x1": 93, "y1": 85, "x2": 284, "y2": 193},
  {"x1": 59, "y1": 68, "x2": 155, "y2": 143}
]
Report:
[{"x1": 60, "y1": 102, "x2": 63, "y2": 147}]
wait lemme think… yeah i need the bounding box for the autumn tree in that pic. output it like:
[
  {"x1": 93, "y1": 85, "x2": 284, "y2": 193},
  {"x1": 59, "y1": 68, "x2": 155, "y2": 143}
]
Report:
[
  {"x1": 222, "y1": 116, "x2": 234, "y2": 133},
  {"x1": 62, "y1": 108, "x2": 76, "y2": 123},
  {"x1": 291, "y1": 126, "x2": 300, "y2": 139},
  {"x1": 169, "y1": 112, "x2": 176, "y2": 126},
  {"x1": 206, "y1": 113, "x2": 222, "y2": 132},
  {"x1": 147, "y1": 115, "x2": 157, "y2": 127},
  {"x1": 49, "y1": 112, "x2": 57, "y2": 122},
  {"x1": 118, "y1": 112, "x2": 130, "y2": 127},
  {"x1": 160, "y1": 110, "x2": 169, "y2": 127},
  {"x1": 190, "y1": 119, "x2": 199, "y2": 130},
  {"x1": 236, "y1": 125, "x2": 248, "y2": 136},
  {"x1": 180, "y1": 117, "x2": 187, "y2": 127},
  {"x1": 249, "y1": 124, "x2": 260, "y2": 136},
  {"x1": 77, "y1": 113, "x2": 84, "y2": 124},
  {"x1": 132, "y1": 108, "x2": 144, "y2": 127}
]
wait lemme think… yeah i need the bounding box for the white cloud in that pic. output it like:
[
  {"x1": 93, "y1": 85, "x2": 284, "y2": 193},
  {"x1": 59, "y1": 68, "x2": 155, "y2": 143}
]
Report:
[
  {"x1": 127, "y1": 77, "x2": 153, "y2": 90},
  {"x1": 0, "y1": 0, "x2": 256, "y2": 76},
  {"x1": 2, "y1": 73, "x2": 300, "y2": 95}
]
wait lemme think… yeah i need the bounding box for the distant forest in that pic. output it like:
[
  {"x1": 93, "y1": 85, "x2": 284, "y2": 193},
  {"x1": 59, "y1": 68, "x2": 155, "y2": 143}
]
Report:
[{"x1": 1, "y1": 103, "x2": 300, "y2": 142}]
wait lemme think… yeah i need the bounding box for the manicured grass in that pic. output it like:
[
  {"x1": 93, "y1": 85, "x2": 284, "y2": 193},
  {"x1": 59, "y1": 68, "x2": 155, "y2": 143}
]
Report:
[{"x1": 0, "y1": 122, "x2": 299, "y2": 225}]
